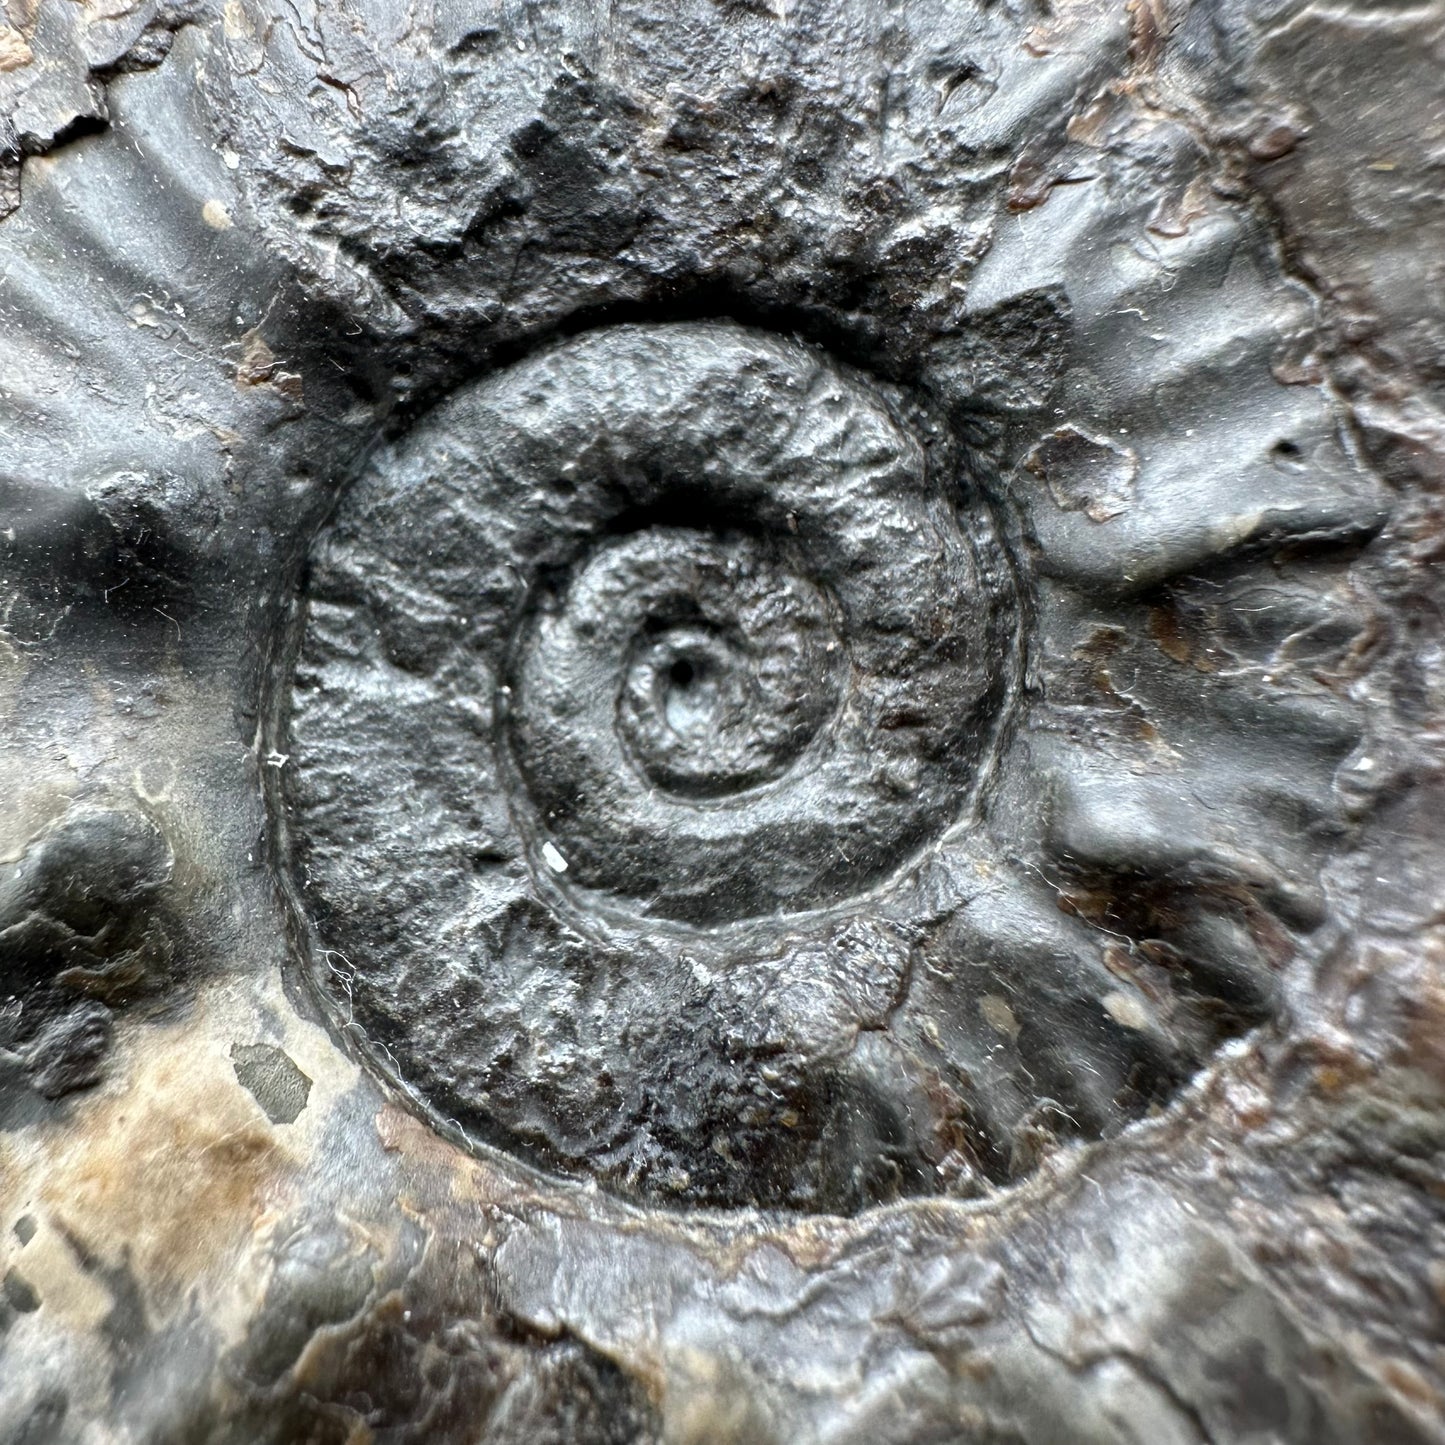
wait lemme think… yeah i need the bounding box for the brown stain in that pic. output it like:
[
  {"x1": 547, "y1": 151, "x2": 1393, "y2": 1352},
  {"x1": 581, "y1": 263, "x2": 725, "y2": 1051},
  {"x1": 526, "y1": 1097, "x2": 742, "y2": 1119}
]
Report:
[
  {"x1": 1065, "y1": 93, "x2": 1119, "y2": 149},
  {"x1": 1073, "y1": 626, "x2": 1125, "y2": 664},
  {"x1": 1291, "y1": 1035, "x2": 1375, "y2": 1099},
  {"x1": 1379, "y1": 1358, "x2": 1441, "y2": 1415},
  {"x1": 28, "y1": 1030, "x2": 295, "y2": 1308},
  {"x1": 1402, "y1": 947, "x2": 1445, "y2": 1090},
  {"x1": 378, "y1": 1100, "x2": 476, "y2": 1173},
  {"x1": 1125, "y1": 0, "x2": 1169, "y2": 68},
  {"x1": 1005, "y1": 141, "x2": 1074, "y2": 213},
  {"x1": 1147, "y1": 605, "x2": 1193, "y2": 665},
  {"x1": 376, "y1": 1103, "x2": 556, "y2": 1218},
  {"x1": 236, "y1": 329, "x2": 278, "y2": 385},
  {"x1": 1061, "y1": 627, "x2": 1162, "y2": 744},
  {"x1": 1147, "y1": 176, "x2": 1213, "y2": 239}
]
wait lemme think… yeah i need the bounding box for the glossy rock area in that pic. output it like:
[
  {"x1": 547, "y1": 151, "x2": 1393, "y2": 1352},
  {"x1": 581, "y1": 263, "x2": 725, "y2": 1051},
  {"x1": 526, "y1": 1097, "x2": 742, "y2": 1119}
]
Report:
[{"x1": 0, "y1": 2, "x2": 1443, "y2": 1441}]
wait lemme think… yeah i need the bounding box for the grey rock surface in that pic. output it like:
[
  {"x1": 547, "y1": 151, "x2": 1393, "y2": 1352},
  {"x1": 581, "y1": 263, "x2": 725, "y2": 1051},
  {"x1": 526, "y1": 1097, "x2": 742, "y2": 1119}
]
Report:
[{"x1": 0, "y1": 1, "x2": 1442, "y2": 1441}]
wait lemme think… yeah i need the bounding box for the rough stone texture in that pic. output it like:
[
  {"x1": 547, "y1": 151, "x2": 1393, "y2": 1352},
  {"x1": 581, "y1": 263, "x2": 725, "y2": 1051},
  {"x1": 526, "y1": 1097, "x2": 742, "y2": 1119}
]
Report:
[{"x1": 0, "y1": 1, "x2": 1442, "y2": 1441}]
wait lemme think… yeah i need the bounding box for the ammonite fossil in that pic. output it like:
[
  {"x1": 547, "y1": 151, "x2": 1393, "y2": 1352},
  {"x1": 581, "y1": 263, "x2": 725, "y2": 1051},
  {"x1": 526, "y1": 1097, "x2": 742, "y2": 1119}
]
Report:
[
  {"x1": 280, "y1": 290, "x2": 1376, "y2": 1215},
  {"x1": 282, "y1": 320, "x2": 1024, "y2": 1209},
  {"x1": 0, "y1": 0, "x2": 1441, "y2": 1440}
]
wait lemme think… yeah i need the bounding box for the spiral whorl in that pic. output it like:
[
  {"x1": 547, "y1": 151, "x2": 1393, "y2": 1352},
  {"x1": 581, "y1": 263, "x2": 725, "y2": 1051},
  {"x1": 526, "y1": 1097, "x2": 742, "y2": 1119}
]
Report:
[
  {"x1": 287, "y1": 322, "x2": 1018, "y2": 1208},
  {"x1": 472, "y1": 326, "x2": 1001, "y2": 921}
]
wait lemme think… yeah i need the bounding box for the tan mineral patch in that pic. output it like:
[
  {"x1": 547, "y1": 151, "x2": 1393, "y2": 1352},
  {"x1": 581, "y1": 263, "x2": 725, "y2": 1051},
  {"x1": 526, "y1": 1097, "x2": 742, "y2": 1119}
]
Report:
[
  {"x1": 222, "y1": 0, "x2": 254, "y2": 40},
  {"x1": 1102, "y1": 990, "x2": 1151, "y2": 1031},
  {"x1": 81, "y1": 0, "x2": 151, "y2": 25},
  {"x1": 6, "y1": 0, "x2": 37, "y2": 33},
  {"x1": 237, "y1": 328, "x2": 277, "y2": 385},
  {"x1": 3, "y1": 1219, "x2": 112, "y2": 1330},
  {"x1": 0, "y1": 25, "x2": 33, "y2": 70},
  {"x1": 25, "y1": 1022, "x2": 298, "y2": 1310},
  {"x1": 979, "y1": 993, "x2": 1021, "y2": 1039}
]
